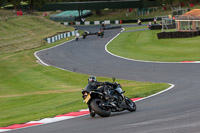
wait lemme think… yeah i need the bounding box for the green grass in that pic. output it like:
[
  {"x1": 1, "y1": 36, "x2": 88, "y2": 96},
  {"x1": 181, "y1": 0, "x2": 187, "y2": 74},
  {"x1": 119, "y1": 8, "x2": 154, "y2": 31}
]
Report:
[
  {"x1": 0, "y1": 14, "x2": 170, "y2": 127},
  {"x1": 0, "y1": 15, "x2": 74, "y2": 54},
  {"x1": 107, "y1": 30, "x2": 200, "y2": 62},
  {"x1": 0, "y1": 47, "x2": 169, "y2": 126},
  {"x1": 124, "y1": 26, "x2": 148, "y2": 31}
]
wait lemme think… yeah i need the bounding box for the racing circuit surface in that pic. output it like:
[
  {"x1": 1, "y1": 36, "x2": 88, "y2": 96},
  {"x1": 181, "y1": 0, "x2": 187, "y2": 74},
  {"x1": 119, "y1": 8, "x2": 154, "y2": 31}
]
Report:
[{"x1": 10, "y1": 25, "x2": 200, "y2": 133}]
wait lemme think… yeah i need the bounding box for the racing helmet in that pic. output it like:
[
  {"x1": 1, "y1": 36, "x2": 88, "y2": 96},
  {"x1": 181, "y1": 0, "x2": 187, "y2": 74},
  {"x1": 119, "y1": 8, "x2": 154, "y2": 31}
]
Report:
[{"x1": 88, "y1": 76, "x2": 97, "y2": 83}]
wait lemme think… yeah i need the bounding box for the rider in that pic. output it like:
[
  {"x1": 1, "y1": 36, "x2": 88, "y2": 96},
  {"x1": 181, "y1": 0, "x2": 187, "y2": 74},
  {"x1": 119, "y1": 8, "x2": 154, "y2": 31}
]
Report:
[
  {"x1": 102, "y1": 22, "x2": 105, "y2": 27},
  {"x1": 75, "y1": 32, "x2": 80, "y2": 41},
  {"x1": 85, "y1": 76, "x2": 118, "y2": 99}
]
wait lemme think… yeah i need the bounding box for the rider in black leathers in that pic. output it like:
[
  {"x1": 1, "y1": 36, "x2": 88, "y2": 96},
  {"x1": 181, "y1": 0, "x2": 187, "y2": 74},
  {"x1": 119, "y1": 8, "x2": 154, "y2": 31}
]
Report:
[
  {"x1": 85, "y1": 76, "x2": 118, "y2": 99},
  {"x1": 83, "y1": 76, "x2": 118, "y2": 117}
]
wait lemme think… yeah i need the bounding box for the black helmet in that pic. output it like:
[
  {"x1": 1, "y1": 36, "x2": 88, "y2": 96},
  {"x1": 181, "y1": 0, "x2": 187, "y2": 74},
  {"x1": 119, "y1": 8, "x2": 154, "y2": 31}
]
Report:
[{"x1": 88, "y1": 76, "x2": 97, "y2": 83}]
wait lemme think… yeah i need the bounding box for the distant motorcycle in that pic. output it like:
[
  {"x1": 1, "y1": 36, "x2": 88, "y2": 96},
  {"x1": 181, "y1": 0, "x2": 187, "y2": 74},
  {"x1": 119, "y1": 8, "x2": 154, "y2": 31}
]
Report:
[
  {"x1": 82, "y1": 30, "x2": 89, "y2": 39},
  {"x1": 97, "y1": 29, "x2": 104, "y2": 38},
  {"x1": 102, "y1": 22, "x2": 105, "y2": 27},
  {"x1": 82, "y1": 77, "x2": 136, "y2": 117},
  {"x1": 75, "y1": 33, "x2": 80, "y2": 41}
]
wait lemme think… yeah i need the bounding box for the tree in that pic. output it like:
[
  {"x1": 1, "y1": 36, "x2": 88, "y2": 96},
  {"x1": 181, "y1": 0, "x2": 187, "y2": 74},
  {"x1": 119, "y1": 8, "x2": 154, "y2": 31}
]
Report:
[
  {"x1": 24, "y1": 0, "x2": 48, "y2": 12},
  {"x1": 164, "y1": 0, "x2": 174, "y2": 6},
  {"x1": 7, "y1": 0, "x2": 22, "y2": 11},
  {"x1": 178, "y1": 0, "x2": 193, "y2": 8}
]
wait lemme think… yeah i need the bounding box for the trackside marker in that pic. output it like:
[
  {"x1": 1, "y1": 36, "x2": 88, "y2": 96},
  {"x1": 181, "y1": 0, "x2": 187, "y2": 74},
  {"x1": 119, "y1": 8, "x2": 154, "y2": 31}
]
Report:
[
  {"x1": 0, "y1": 95, "x2": 169, "y2": 132},
  {"x1": 180, "y1": 61, "x2": 200, "y2": 63},
  {"x1": 0, "y1": 98, "x2": 142, "y2": 132},
  {"x1": 55, "y1": 111, "x2": 90, "y2": 117},
  {"x1": 0, "y1": 129, "x2": 11, "y2": 133},
  {"x1": 28, "y1": 117, "x2": 74, "y2": 124},
  {"x1": 131, "y1": 98, "x2": 143, "y2": 101}
]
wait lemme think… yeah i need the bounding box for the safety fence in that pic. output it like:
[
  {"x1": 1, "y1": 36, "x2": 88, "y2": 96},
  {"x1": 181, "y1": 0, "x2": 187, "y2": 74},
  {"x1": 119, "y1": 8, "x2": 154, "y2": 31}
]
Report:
[
  {"x1": 157, "y1": 31, "x2": 200, "y2": 39},
  {"x1": 61, "y1": 20, "x2": 120, "y2": 26},
  {"x1": 150, "y1": 24, "x2": 176, "y2": 30},
  {"x1": 45, "y1": 30, "x2": 78, "y2": 44},
  {"x1": 61, "y1": 17, "x2": 163, "y2": 26}
]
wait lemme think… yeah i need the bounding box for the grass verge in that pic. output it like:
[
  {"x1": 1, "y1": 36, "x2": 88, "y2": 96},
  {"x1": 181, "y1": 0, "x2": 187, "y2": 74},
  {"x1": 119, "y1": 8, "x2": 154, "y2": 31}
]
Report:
[
  {"x1": 107, "y1": 29, "x2": 200, "y2": 62},
  {"x1": 0, "y1": 14, "x2": 170, "y2": 127},
  {"x1": 124, "y1": 26, "x2": 148, "y2": 31}
]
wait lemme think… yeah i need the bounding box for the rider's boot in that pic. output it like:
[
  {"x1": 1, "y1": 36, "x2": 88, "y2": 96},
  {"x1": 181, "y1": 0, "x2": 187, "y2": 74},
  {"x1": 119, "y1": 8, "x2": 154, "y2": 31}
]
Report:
[{"x1": 89, "y1": 106, "x2": 95, "y2": 117}]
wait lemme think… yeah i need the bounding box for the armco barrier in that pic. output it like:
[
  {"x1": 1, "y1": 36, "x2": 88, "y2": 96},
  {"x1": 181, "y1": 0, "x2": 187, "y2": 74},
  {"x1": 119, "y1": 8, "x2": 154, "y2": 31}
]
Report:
[
  {"x1": 45, "y1": 30, "x2": 78, "y2": 44},
  {"x1": 94, "y1": 21, "x2": 100, "y2": 25},
  {"x1": 61, "y1": 17, "x2": 163, "y2": 26},
  {"x1": 84, "y1": 21, "x2": 90, "y2": 25},
  {"x1": 103, "y1": 26, "x2": 122, "y2": 30},
  {"x1": 157, "y1": 31, "x2": 200, "y2": 39}
]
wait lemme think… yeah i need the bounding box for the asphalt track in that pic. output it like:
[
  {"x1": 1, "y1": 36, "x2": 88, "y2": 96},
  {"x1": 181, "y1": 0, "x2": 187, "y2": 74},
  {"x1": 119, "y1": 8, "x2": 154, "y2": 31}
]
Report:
[{"x1": 9, "y1": 25, "x2": 200, "y2": 133}]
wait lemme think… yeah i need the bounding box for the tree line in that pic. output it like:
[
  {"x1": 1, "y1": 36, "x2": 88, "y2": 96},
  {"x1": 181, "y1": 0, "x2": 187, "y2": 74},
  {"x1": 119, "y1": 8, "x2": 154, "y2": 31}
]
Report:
[
  {"x1": 1, "y1": 0, "x2": 200, "y2": 12},
  {"x1": 161, "y1": 0, "x2": 199, "y2": 6}
]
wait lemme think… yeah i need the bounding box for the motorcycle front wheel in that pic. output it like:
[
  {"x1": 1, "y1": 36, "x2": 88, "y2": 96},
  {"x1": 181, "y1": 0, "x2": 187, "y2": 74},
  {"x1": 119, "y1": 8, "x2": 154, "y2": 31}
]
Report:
[
  {"x1": 125, "y1": 97, "x2": 137, "y2": 112},
  {"x1": 90, "y1": 98, "x2": 111, "y2": 117}
]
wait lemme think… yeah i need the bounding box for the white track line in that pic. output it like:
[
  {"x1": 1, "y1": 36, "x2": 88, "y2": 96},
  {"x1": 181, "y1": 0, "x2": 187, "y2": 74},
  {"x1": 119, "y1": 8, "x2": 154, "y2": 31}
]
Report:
[
  {"x1": 0, "y1": 130, "x2": 11, "y2": 133},
  {"x1": 27, "y1": 28, "x2": 175, "y2": 132},
  {"x1": 34, "y1": 39, "x2": 75, "y2": 66},
  {"x1": 134, "y1": 83, "x2": 174, "y2": 102},
  {"x1": 105, "y1": 28, "x2": 200, "y2": 64}
]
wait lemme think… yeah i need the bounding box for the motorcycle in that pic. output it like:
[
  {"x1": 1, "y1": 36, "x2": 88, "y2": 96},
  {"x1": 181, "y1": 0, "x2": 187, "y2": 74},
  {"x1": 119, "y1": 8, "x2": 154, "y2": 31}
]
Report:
[
  {"x1": 75, "y1": 33, "x2": 80, "y2": 41},
  {"x1": 82, "y1": 31, "x2": 89, "y2": 39},
  {"x1": 82, "y1": 77, "x2": 136, "y2": 117},
  {"x1": 97, "y1": 30, "x2": 104, "y2": 38}
]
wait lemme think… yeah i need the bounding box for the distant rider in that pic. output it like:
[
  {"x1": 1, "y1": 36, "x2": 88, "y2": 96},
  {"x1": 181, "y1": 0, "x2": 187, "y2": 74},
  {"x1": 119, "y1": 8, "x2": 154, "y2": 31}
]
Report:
[
  {"x1": 102, "y1": 22, "x2": 105, "y2": 27},
  {"x1": 75, "y1": 32, "x2": 80, "y2": 41}
]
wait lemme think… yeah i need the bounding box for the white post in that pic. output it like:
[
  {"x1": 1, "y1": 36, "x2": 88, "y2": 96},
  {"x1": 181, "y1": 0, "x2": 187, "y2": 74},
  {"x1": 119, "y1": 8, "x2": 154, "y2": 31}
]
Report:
[
  {"x1": 64, "y1": 33, "x2": 66, "y2": 38},
  {"x1": 55, "y1": 35, "x2": 58, "y2": 41},
  {"x1": 71, "y1": 31, "x2": 75, "y2": 36},
  {"x1": 64, "y1": 22, "x2": 69, "y2": 26},
  {"x1": 75, "y1": 22, "x2": 81, "y2": 25},
  {"x1": 94, "y1": 21, "x2": 100, "y2": 25},
  {"x1": 52, "y1": 36, "x2": 55, "y2": 43},
  {"x1": 47, "y1": 38, "x2": 51, "y2": 44},
  {"x1": 67, "y1": 32, "x2": 71, "y2": 37},
  {"x1": 58, "y1": 34, "x2": 61, "y2": 40},
  {"x1": 84, "y1": 21, "x2": 90, "y2": 25},
  {"x1": 115, "y1": 20, "x2": 119, "y2": 24}
]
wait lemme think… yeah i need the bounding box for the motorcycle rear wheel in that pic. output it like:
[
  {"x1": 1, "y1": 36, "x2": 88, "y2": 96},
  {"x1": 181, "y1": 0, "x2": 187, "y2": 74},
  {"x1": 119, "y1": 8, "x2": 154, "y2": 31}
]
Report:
[
  {"x1": 90, "y1": 98, "x2": 111, "y2": 117},
  {"x1": 125, "y1": 97, "x2": 137, "y2": 112}
]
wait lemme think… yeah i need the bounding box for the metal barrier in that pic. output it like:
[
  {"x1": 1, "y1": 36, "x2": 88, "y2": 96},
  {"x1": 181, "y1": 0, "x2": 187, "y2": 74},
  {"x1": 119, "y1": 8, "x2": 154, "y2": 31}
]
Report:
[{"x1": 45, "y1": 30, "x2": 78, "y2": 44}]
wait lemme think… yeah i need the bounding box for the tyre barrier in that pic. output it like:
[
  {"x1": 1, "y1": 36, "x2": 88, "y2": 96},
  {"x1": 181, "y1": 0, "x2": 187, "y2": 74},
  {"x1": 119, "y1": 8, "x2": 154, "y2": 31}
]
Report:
[
  {"x1": 157, "y1": 31, "x2": 200, "y2": 39},
  {"x1": 103, "y1": 26, "x2": 122, "y2": 30},
  {"x1": 82, "y1": 32, "x2": 98, "y2": 39},
  {"x1": 61, "y1": 17, "x2": 164, "y2": 26},
  {"x1": 45, "y1": 30, "x2": 78, "y2": 44},
  {"x1": 150, "y1": 24, "x2": 176, "y2": 30}
]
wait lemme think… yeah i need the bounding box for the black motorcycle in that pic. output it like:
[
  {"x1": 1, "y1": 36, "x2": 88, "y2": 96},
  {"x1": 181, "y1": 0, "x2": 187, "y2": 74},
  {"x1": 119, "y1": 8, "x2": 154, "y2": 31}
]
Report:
[{"x1": 82, "y1": 77, "x2": 136, "y2": 117}]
